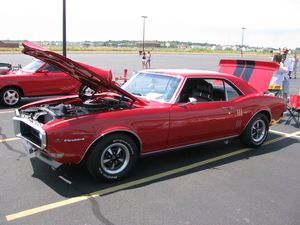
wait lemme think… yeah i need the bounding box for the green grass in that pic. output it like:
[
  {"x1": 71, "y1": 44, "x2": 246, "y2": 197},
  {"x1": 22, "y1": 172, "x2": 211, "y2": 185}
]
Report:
[{"x1": 0, "y1": 46, "x2": 270, "y2": 56}]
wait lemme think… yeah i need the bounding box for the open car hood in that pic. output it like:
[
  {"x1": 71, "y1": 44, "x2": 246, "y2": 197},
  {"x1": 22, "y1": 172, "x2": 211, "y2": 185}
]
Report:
[
  {"x1": 218, "y1": 59, "x2": 279, "y2": 93},
  {"x1": 22, "y1": 42, "x2": 145, "y2": 105}
]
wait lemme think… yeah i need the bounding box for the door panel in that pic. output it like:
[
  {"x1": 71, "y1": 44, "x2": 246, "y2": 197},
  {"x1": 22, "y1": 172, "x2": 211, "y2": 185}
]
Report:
[
  {"x1": 22, "y1": 64, "x2": 78, "y2": 96},
  {"x1": 168, "y1": 101, "x2": 237, "y2": 148}
]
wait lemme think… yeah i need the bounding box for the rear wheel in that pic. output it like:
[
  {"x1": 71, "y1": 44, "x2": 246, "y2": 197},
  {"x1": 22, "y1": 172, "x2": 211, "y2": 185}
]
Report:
[
  {"x1": 0, "y1": 87, "x2": 21, "y2": 106},
  {"x1": 86, "y1": 134, "x2": 138, "y2": 181},
  {"x1": 240, "y1": 113, "x2": 269, "y2": 148}
]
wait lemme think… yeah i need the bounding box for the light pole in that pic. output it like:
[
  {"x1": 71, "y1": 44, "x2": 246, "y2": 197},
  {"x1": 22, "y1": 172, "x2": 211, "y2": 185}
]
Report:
[
  {"x1": 62, "y1": 0, "x2": 67, "y2": 57},
  {"x1": 142, "y1": 16, "x2": 147, "y2": 53},
  {"x1": 241, "y1": 27, "x2": 246, "y2": 57}
]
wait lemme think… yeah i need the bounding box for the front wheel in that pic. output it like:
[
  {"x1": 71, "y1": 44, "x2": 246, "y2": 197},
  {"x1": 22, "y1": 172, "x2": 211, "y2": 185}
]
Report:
[
  {"x1": 86, "y1": 134, "x2": 138, "y2": 181},
  {"x1": 240, "y1": 113, "x2": 269, "y2": 148},
  {"x1": 0, "y1": 87, "x2": 21, "y2": 107}
]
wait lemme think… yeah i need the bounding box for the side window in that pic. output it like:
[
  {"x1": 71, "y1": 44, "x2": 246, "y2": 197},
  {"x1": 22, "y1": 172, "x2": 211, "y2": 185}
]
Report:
[
  {"x1": 177, "y1": 78, "x2": 241, "y2": 103},
  {"x1": 224, "y1": 81, "x2": 242, "y2": 100},
  {"x1": 206, "y1": 79, "x2": 226, "y2": 101},
  {"x1": 178, "y1": 78, "x2": 224, "y2": 103},
  {"x1": 42, "y1": 64, "x2": 61, "y2": 72}
]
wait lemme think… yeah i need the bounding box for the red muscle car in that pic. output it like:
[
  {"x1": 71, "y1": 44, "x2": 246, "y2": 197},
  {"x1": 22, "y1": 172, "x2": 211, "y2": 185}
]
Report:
[
  {"x1": 0, "y1": 58, "x2": 81, "y2": 107},
  {"x1": 13, "y1": 42, "x2": 286, "y2": 181}
]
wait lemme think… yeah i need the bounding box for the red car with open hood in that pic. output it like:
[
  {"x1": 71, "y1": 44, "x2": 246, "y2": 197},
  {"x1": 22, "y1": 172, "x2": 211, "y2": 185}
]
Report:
[
  {"x1": 13, "y1": 42, "x2": 286, "y2": 181},
  {"x1": 0, "y1": 44, "x2": 88, "y2": 106}
]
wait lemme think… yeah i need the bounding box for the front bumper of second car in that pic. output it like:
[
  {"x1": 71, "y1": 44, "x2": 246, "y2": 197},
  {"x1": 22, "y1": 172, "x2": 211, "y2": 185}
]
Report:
[{"x1": 13, "y1": 109, "x2": 63, "y2": 169}]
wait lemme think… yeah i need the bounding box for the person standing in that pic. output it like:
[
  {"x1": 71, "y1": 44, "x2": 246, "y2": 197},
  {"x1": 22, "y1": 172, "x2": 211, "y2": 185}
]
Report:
[
  {"x1": 141, "y1": 51, "x2": 146, "y2": 69},
  {"x1": 281, "y1": 48, "x2": 294, "y2": 101},
  {"x1": 146, "y1": 51, "x2": 151, "y2": 69},
  {"x1": 268, "y1": 53, "x2": 287, "y2": 96},
  {"x1": 291, "y1": 54, "x2": 298, "y2": 79}
]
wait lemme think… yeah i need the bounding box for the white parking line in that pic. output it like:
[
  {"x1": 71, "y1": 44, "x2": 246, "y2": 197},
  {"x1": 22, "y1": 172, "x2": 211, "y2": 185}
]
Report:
[
  {"x1": 0, "y1": 110, "x2": 15, "y2": 114},
  {"x1": 0, "y1": 137, "x2": 19, "y2": 143}
]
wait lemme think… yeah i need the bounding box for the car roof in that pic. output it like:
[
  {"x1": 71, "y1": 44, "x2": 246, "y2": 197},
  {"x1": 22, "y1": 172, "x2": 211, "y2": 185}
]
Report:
[
  {"x1": 142, "y1": 69, "x2": 235, "y2": 79},
  {"x1": 141, "y1": 69, "x2": 259, "y2": 95}
]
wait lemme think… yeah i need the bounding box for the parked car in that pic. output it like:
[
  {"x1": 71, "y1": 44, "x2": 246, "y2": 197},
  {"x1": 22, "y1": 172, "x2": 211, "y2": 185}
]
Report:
[
  {"x1": 0, "y1": 62, "x2": 12, "y2": 75},
  {"x1": 0, "y1": 59, "x2": 82, "y2": 107},
  {"x1": 13, "y1": 42, "x2": 286, "y2": 181}
]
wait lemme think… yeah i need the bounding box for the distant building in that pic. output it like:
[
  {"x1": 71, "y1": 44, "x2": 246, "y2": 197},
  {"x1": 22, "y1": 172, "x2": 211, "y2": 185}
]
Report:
[
  {"x1": 0, "y1": 41, "x2": 19, "y2": 48},
  {"x1": 136, "y1": 41, "x2": 161, "y2": 48},
  {"x1": 211, "y1": 45, "x2": 222, "y2": 51}
]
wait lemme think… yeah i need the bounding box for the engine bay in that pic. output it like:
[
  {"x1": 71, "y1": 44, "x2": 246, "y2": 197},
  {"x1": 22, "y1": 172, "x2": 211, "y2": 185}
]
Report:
[{"x1": 20, "y1": 94, "x2": 133, "y2": 124}]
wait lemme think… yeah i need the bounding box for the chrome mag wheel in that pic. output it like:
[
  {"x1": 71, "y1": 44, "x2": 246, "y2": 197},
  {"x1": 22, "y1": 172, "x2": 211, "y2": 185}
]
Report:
[
  {"x1": 100, "y1": 143, "x2": 130, "y2": 175},
  {"x1": 251, "y1": 119, "x2": 266, "y2": 143}
]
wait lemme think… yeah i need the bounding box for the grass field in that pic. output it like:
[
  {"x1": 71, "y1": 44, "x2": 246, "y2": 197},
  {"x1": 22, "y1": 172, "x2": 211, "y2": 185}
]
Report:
[{"x1": 0, "y1": 46, "x2": 272, "y2": 56}]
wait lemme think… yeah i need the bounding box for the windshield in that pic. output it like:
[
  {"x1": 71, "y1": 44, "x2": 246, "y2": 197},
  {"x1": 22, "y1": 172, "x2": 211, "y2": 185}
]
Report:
[
  {"x1": 122, "y1": 72, "x2": 181, "y2": 102},
  {"x1": 22, "y1": 59, "x2": 44, "y2": 72}
]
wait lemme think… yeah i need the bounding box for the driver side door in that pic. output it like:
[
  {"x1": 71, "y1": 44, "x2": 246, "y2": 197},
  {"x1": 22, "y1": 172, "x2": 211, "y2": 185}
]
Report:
[{"x1": 167, "y1": 77, "x2": 242, "y2": 148}]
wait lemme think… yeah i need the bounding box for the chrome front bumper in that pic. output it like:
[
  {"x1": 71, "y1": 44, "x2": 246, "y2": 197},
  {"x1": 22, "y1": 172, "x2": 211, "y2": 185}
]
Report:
[{"x1": 13, "y1": 109, "x2": 62, "y2": 169}]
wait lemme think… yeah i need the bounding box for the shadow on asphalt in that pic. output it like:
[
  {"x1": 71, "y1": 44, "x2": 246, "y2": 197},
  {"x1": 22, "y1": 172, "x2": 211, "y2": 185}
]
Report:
[{"x1": 28, "y1": 132, "x2": 299, "y2": 199}]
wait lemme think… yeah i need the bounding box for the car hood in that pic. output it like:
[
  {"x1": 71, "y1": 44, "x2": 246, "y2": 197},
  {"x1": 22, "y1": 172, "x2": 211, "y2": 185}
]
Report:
[
  {"x1": 22, "y1": 41, "x2": 145, "y2": 105},
  {"x1": 218, "y1": 59, "x2": 279, "y2": 93}
]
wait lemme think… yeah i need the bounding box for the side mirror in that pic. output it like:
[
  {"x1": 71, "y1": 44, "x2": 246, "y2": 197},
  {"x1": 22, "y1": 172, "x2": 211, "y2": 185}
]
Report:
[
  {"x1": 188, "y1": 97, "x2": 197, "y2": 105},
  {"x1": 179, "y1": 97, "x2": 197, "y2": 107}
]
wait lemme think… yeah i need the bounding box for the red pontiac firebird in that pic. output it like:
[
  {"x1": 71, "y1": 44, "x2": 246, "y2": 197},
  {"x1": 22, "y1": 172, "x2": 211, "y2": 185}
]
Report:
[
  {"x1": 13, "y1": 42, "x2": 286, "y2": 181},
  {"x1": 0, "y1": 57, "x2": 82, "y2": 107}
]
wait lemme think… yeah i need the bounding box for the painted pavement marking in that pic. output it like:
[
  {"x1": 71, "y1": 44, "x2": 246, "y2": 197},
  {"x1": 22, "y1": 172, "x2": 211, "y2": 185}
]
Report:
[{"x1": 5, "y1": 130, "x2": 300, "y2": 222}]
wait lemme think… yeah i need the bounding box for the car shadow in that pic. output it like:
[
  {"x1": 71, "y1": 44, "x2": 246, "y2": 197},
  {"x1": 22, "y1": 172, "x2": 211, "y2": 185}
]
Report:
[{"x1": 29, "y1": 131, "x2": 299, "y2": 199}]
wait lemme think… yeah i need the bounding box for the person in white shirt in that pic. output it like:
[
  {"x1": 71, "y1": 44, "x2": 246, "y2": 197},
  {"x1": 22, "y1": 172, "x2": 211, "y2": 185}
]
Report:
[
  {"x1": 291, "y1": 54, "x2": 298, "y2": 79},
  {"x1": 281, "y1": 48, "x2": 294, "y2": 101},
  {"x1": 268, "y1": 53, "x2": 288, "y2": 96}
]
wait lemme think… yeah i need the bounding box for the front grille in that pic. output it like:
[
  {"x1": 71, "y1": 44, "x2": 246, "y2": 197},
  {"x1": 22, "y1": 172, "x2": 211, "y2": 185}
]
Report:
[{"x1": 20, "y1": 121, "x2": 42, "y2": 147}]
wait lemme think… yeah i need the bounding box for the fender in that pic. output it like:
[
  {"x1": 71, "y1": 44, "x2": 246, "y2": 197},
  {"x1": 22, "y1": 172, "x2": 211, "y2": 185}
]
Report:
[
  {"x1": 240, "y1": 108, "x2": 272, "y2": 135},
  {"x1": 79, "y1": 127, "x2": 143, "y2": 163}
]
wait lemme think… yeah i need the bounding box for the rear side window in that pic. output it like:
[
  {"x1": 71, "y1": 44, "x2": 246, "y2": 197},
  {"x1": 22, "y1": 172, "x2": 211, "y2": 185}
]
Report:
[
  {"x1": 224, "y1": 81, "x2": 242, "y2": 100},
  {"x1": 206, "y1": 79, "x2": 242, "y2": 101}
]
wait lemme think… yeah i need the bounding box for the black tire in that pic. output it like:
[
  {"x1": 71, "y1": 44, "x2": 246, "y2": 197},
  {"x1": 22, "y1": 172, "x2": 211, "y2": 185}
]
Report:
[
  {"x1": 240, "y1": 113, "x2": 269, "y2": 148},
  {"x1": 86, "y1": 134, "x2": 138, "y2": 181},
  {"x1": 0, "y1": 87, "x2": 21, "y2": 107}
]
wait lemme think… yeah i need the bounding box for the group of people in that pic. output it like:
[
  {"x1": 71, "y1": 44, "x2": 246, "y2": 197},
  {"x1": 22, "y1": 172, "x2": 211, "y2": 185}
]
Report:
[
  {"x1": 269, "y1": 48, "x2": 298, "y2": 101},
  {"x1": 141, "y1": 51, "x2": 151, "y2": 69}
]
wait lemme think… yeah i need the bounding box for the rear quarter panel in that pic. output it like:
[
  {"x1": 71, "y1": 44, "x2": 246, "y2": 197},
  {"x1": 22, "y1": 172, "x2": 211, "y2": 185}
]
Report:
[{"x1": 234, "y1": 94, "x2": 286, "y2": 134}]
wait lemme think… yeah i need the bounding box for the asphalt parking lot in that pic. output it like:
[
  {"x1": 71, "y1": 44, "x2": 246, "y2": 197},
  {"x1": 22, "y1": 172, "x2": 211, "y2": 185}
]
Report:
[{"x1": 0, "y1": 54, "x2": 300, "y2": 225}]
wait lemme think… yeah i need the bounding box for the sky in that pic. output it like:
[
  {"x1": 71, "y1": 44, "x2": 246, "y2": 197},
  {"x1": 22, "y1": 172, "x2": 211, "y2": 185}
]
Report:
[{"x1": 1, "y1": 0, "x2": 300, "y2": 49}]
